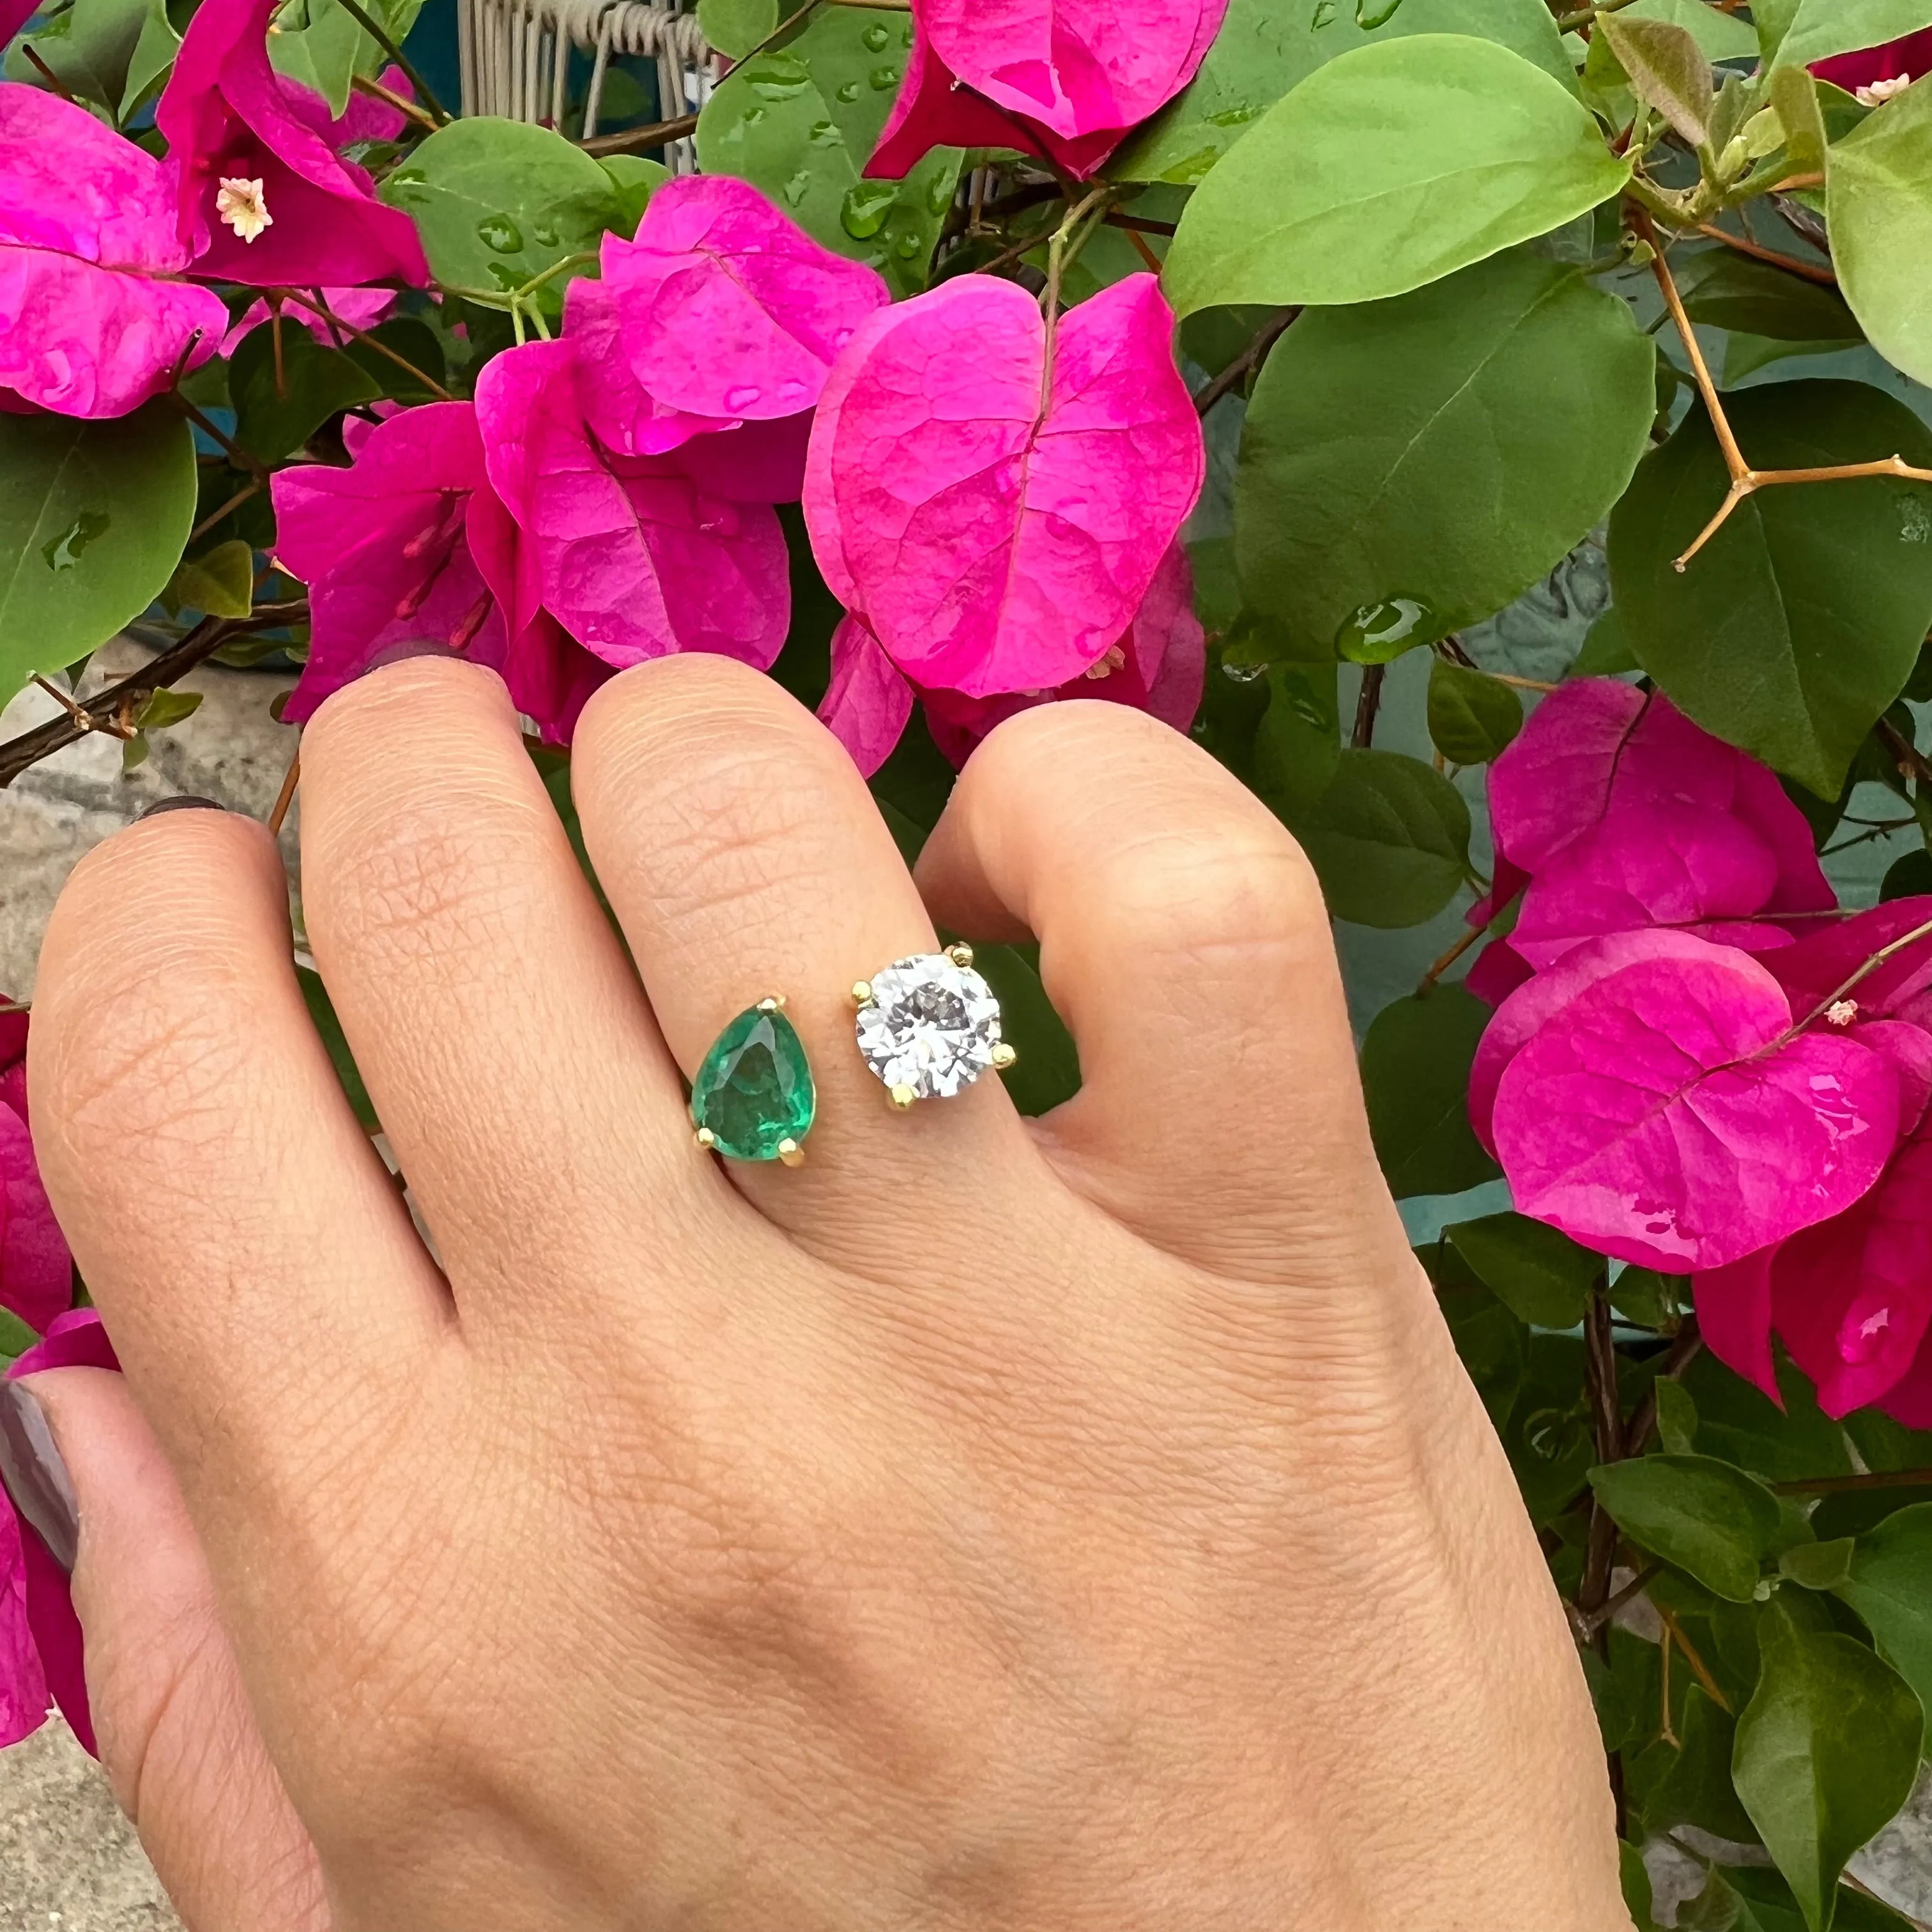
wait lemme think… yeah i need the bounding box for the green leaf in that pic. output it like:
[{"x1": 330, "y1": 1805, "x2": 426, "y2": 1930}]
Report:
[
  {"x1": 1428, "y1": 660, "x2": 1523, "y2": 765},
  {"x1": 268, "y1": 0, "x2": 422, "y2": 116},
  {"x1": 598, "y1": 153, "x2": 668, "y2": 238},
  {"x1": 1613, "y1": 1264, "x2": 1686, "y2": 1331},
  {"x1": 695, "y1": 9, "x2": 962, "y2": 300},
  {"x1": 1360, "y1": 985, "x2": 1501, "y2": 1197},
  {"x1": 1288, "y1": 747, "x2": 1471, "y2": 928},
  {"x1": 1621, "y1": 1841, "x2": 1662, "y2": 1932},
  {"x1": 1680, "y1": 252, "x2": 1861, "y2": 342},
  {"x1": 296, "y1": 964, "x2": 378, "y2": 1131},
  {"x1": 1107, "y1": 0, "x2": 1574, "y2": 186},
  {"x1": 1573, "y1": 607, "x2": 1641, "y2": 677},
  {"x1": 230, "y1": 325, "x2": 382, "y2": 463},
  {"x1": 1781, "y1": 1537, "x2": 1857, "y2": 1591},
  {"x1": 0, "y1": 1303, "x2": 40, "y2": 1366},
  {"x1": 1836, "y1": 1502, "x2": 1932, "y2": 1719},
  {"x1": 1733, "y1": 1596, "x2": 1924, "y2": 1930},
  {"x1": 379, "y1": 118, "x2": 623, "y2": 314},
  {"x1": 1446, "y1": 1211, "x2": 1597, "y2": 1328},
  {"x1": 343, "y1": 316, "x2": 448, "y2": 404},
  {"x1": 1252, "y1": 661, "x2": 1341, "y2": 811},
  {"x1": 1232, "y1": 251, "x2": 1655, "y2": 655},
  {"x1": 697, "y1": 0, "x2": 778, "y2": 59},
  {"x1": 1607, "y1": 381, "x2": 1932, "y2": 799},
  {"x1": 1771, "y1": 65, "x2": 1830, "y2": 177},
  {"x1": 1682, "y1": 1351, "x2": 1855, "y2": 1485},
  {"x1": 165, "y1": 537, "x2": 254, "y2": 619},
  {"x1": 1620, "y1": 0, "x2": 1761, "y2": 62},
  {"x1": 0, "y1": 401, "x2": 195, "y2": 700},
  {"x1": 967, "y1": 942, "x2": 1080, "y2": 1118},
  {"x1": 1601, "y1": 15, "x2": 1714, "y2": 146},
  {"x1": 1656, "y1": 1375, "x2": 1699, "y2": 1455},
  {"x1": 1589, "y1": 1453, "x2": 1783, "y2": 1600},
  {"x1": 1637, "y1": 1685, "x2": 1762, "y2": 1843},
  {"x1": 132, "y1": 686, "x2": 204, "y2": 732},
  {"x1": 6, "y1": 0, "x2": 179, "y2": 121},
  {"x1": 1729, "y1": 1867, "x2": 1922, "y2": 1932},
  {"x1": 1503, "y1": 1332, "x2": 1593, "y2": 1524},
  {"x1": 1161, "y1": 36, "x2": 1632, "y2": 316},
  {"x1": 1830, "y1": 77, "x2": 1932, "y2": 390},
  {"x1": 1774, "y1": 0, "x2": 1932, "y2": 72}
]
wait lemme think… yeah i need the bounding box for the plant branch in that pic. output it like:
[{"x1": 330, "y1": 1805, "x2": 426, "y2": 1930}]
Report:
[
  {"x1": 1773, "y1": 192, "x2": 1831, "y2": 256},
  {"x1": 1878, "y1": 715, "x2": 1932, "y2": 788},
  {"x1": 328, "y1": 0, "x2": 451, "y2": 124},
  {"x1": 170, "y1": 394, "x2": 265, "y2": 480},
  {"x1": 1694, "y1": 220, "x2": 1838, "y2": 288},
  {"x1": 1555, "y1": 0, "x2": 1643, "y2": 27},
  {"x1": 1622, "y1": 1321, "x2": 1703, "y2": 1458},
  {"x1": 1351, "y1": 663, "x2": 1384, "y2": 749},
  {"x1": 579, "y1": 111, "x2": 700, "y2": 156},
  {"x1": 1773, "y1": 1467, "x2": 1932, "y2": 1497},
  {"x1": 1579, "y1": 1287, "x2": 1624, "y2": 1618},
  {"x1": 0, "y1": 602, "x2": 307, "y2": 789},
  {"x1": 20, "y1": 43, "x2": 78, "y2": 103},
  {"x1": 268, "y1": 744, "x2": 301, "y2": 837},
  {"x1": 1656, "y1": 1605, "x2": 1731, "y2": 1712},
  {"x1": 1576, "y1": 1561, "x2": 1663, "y2": 1640},
  {"x1": 719, "y1": 0, "x2": 820, "y2": 75},
  {"x1": 273, "y1": 288, "x2": 454, "y2": 397},
  {"x1": 1103, "y1": 211, "x2": 1177, "y2": 238},
  {"x1": 352, "y1": 69, "x2": 438, "y2": 131},
  {"x1": 187, "y1": 480, "x2": 261, "y2": 546},
  {"x1": 1418, "y1": 924, "x2": 1483, "y2": 992},
  {"x1": 1195, "y1": 307, "x2": 1299, "y2": 417}
]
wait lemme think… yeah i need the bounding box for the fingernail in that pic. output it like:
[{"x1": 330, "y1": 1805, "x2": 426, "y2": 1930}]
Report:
[
  {"x1": 139, "y1": 795, "x2": 224, "y2": 820},
  {"x1": 365, "y1": 640, "x2": 459, "y2": 673},
  {"x1": 0, "y1": 1379, "x2": 77, "y2": 1574}
]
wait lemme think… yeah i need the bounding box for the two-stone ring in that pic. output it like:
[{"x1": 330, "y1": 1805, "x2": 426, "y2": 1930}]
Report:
[{"x1": 689, "y1": 946, "x2": 1015, "y2": 1164}]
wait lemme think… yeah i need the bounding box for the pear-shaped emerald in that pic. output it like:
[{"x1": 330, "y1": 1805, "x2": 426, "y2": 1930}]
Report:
[{"x1": 691, "y1": 1001, "x2": 815, "y2": 1162}]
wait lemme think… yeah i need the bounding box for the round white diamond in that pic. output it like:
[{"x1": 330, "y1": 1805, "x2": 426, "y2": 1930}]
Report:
[{"x1": 856, "y1": 953, "x2": 1003, "y2": 1100}]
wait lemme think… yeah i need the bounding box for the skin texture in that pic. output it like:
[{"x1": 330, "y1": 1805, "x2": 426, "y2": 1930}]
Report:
[{"x1": 22, "y1": 656, "x2": 1630, "y2": 1932}]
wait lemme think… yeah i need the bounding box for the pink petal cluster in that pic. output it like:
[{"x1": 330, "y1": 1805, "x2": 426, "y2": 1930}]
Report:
[
  {"x1": 804, "y1": 272, "x2": 1203, "y2": 731},
  {"x1": 3, "y1": 1310, "x2": 119, "y2": 1753},
  {"x1": 0, "y1": 1004, "x2": 70, "y2": 1338},
  {"x1": 0, "y1": 86, "x2": 228, "y2": 418},
  {"x1": 866, "y1": 0, "x2": 1227, "y2": 181},
  {"x1": 1813, "y1": 28, "x2": 1932, "y2": 105},
  {"x1": 1467, "y1": 678, "x2": 1932, "y2": 1420},
  {"x1": 156, "y1": 0, "x2": 429, "y2": 288}
]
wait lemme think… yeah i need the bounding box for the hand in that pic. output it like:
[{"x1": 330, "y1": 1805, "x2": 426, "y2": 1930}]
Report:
[{"x1": 19, "y1": 656, "x2": 1627, "y2": 1931}]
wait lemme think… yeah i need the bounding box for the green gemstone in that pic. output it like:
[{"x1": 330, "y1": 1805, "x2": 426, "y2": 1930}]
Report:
[{"x1": 690, "y1": 1003, "x2": 815, "y2": 1162}]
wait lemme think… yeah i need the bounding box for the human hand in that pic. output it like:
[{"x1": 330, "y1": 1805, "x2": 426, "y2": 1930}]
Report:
[{"x1": 15, "y1": 655, "x2": 1628, "y2": 1931}]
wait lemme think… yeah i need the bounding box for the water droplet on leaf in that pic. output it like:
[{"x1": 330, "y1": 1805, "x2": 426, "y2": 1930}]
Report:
[
  {"x1": 783, "y1": 169, "x2": 811, "y2": 206},
  {"x1": 869, "y1": 64, "x2": 901, "y2": 90},
  {"x1": 1356, "y1": 0, "x2": 1404, "y2": 24},
  {"x1": 724, "y1": 384, "x2": 763, "y2": 410},
  {"x1": 834, "y1": 79, "x2": 861, "y2": 102},
  {"x1": 532, "y1": 218, "x2": 560, "y2": 246},
  {"x1": 840, "y1": 180, "x2": 897, "y2": 239},
  {"x1": 861, "y1": 20, "x2": 889, "y2": 49},
  {"x1": 893, "y1": 231, "x2": 922, "y2": 259},
  {"x1": 1222, "y1": 661, "x2": 1266, "y2": 684},
  {"x1": 387, "y1": 166, "x2": 425, "y2": 188},
  {"x1": 476, "y1": 213, "x2": 524, "y2": 253},
  {"x1": 1334, "y1": 597, "x2": 1441, "y2": 664},
  {"x1": 749, "y1": 56, "x2": 811, "y2": 100},
  {"x1": 1310, "y1": 0, "x2": 1335, "y2": 24},
  {"x1": 1899, "y1": 494, "x2": 1932, "y2": 544},
  {"x1": 41, "y1": 510, "x2": 108, "y2": 571},
  {"x1": 926, "y1": 172, "x2": 954, "y2": 214},
  {"x1": 808, "y1": 118, "x2": 843, "y2": 146}
]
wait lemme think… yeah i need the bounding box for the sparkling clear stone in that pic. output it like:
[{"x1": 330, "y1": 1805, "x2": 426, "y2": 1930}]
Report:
[{"x1": 855, "y1": 953, "x2": 1002, "y2": 1100}]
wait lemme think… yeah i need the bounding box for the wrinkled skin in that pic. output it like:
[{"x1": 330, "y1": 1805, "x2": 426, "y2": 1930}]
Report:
[{"x1": 25, "y1": 658, "x2": 1629, "y2": 1932}]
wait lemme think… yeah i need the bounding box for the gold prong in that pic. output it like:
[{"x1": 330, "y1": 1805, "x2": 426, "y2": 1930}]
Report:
[
  {"x1": 990, "y1": 1041, "x2": 1017, "y2": 1071},
  {"x1": 945, "y1": 942, "x2": 974, "y2": 969},
  {"x1": 756, "y1": 993, "x2": 785, "y2": 1012},
  {"x1": 776, "y1": 1138, "x2": 804, "y2": 1167},
  {"x1": 889, "y1": 1084, "x2": 917, "y2": 1111},
  {"x1": 694, "y1": 1127, "x2": 717, "y2": 1151},
  {"x1": 850, "y1": 979, "x2": 874, "y2": 1008}
]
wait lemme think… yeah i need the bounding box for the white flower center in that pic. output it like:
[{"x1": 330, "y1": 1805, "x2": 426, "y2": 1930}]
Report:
[
  {"x1": 1083, "y1": 645, "x2": 1127, "y2": 680},
  {"x1": 1827, "y1": 999, "x2": 1859, "y2": 1026},
  {"x1": 216, "y1": 177, "x2": 272, "y2": 244},
  {"x1": 1857, "y1": 75, "x2": 1914, "y2": 107}
]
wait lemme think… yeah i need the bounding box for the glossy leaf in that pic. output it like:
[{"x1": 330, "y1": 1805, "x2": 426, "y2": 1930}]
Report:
[
  {"x1": 1289, "y1": 747, "x2": 1471, "y2": 928},
  {"x1": 1601, "y1": 14, "x2": 1713, "y2": 146},
  {"x1": 1590, "y1": 1453, "x2": 1782, "y2": 1600},
  {"x1": 6, "y1": 0, "x2": 180, "y2": 121},
  {"x1": 379, "y1": 118, "x2": 622, "y2": 314},
  {"x1": 1830, "y1": 78, "x2": 1932, "y2": 389},
  {"x1": 1108, "y1": 0, "x2": 1572, "y2": 185},
  {"x1": 1427, "y1": 661, "x2": 1522, "y2": 765},
  {"x1": 1446, "y1": 1211, "x2": 1597, "y2": 1328},
  {"x1": 1836, "y1": 1501, "x2": 1932, "y2": 1717},
  {"x1": 1361, "y1": 986, "x2": 1502, "y2": 1199},
  {"x1": 1233, "y1": 253, "x2": 1653, "y2": 654},
  {"x1": 0, "y1": 401, "x2": 195, "y2": 698},
  {"x1": 1680, "y1": 252, "x2": 1861, "y2": 343},
  {"x1": 1161, "y1": 36, "x2": 1631, "y2": 316},
  {"x1": 694, "y1": 8, "x2": 962, "y2": 300},
  {"x1": 268, "y1": 0, "x2": 420, "y2": 116},
  {"x1": 1733, "y1": 1597, "x2": 1924, "y2": 1930},
  {"x1": 231, "y1": 323, "x2": 381, "y2": 463},
  {"x1": 1608, "y1": 382, "x2": 1932, "y2": 799}
]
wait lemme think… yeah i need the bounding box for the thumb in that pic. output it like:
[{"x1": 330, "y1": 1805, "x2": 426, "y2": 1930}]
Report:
[{"x1": 3, "y1": 1365, "x2": 328, "y2": 1932}]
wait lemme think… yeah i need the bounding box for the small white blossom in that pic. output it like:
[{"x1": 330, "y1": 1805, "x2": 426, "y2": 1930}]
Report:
[
  {"x1": 216, "y1": 177, "x2": 272, "y2": 243},
  {"x1": 1082, "y1": 645, "x2": 1127, "y2": 680},
  {"x1": 1827, "y1": 999, "x2": 1860, "y2": 1027},
  {"x1": 1857, "y1": 75, "x2": 1914, "y2": 107}
]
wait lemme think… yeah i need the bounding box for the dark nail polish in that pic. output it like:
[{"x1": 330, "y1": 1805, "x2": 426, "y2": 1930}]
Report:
[
  {"x1": 0, "y1": 1379, "x2": 77, "y2": 1574},
  {"x1": 365, "y1": 640, "x2": 460, "y2": 673},
  {"x1": 139, "y1": 795, "x2": 223, "y2": 820}
]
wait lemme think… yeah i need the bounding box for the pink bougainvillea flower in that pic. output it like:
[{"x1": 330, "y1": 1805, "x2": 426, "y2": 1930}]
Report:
[
  {"x1": 1760, "y1": 897, "x2": 1932, "y2": 1026},
  {"x1": 157, "y1": 0, "x2": 429, "y2": 288},
  {"x1": 220, "y1": 284, "x2": 399, "y2": 358},
  {"x1": 1464, "y1": 937, "x2": 1533, "y2": 1009},
  {"x1": 1491, "y1": 679, "x2": 1831, "y2": 966},
  {"x1": 1813, "y1": 27, "x2": 1932, "y2": 106},
  {"x1": 565, "y1": 176, "x2": 888, "y2": 459},
  {"x1": 477, "y1": 338, "x2": 791, "y2": 675},
  {"x1": 0, "y1": 1004, "x2": 69, "y2": 1339},
  {"x1": 0, "y1": 86, "x2": 229, "y2": 418},
  {"x1": 273, "y1": 401, "x2": 610, "y2": 741},
  {"x1": 1489, "y1": 933, "x2": 1899, "y2": 1272},
  {"x1": 4, "y1": 1308, "x2": 119, "y2": 1755},
  {"x1": 320, "y1": 63, "x2": 416, "y2": 146},
  {"x1": 866, "y1": 22, "x2": 1127, "y2": 181},
  {"x1": 818, "y1": 616, "x2": 916, "y2": 778},
  {"x1": 806, "y1": 272, "x2": 1202, "y2": 698}
]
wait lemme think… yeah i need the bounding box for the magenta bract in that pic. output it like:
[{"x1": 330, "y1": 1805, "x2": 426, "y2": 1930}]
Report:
[
  {"x1": 0, "y1": 1005, "x2": 68, "y2": 1339},
  {"x1": 805, "y1": 273, "x2": 1202, "y2": 698},
  {"x1": 0, "y1": 1503, "x2": 46, "y2": 1749},
  {"x1": 1812, "y1": 26, "x2": 1932, "y2": 95},
  {"x1": 565, "y1": 176, "x2": 887, "y2": 458},
  {"x1": 0, "y1": 86, "x2": 228, "y2": 418},
  {"x1": 1490, "y1": 936, "x2": 1899, "y2": 1272},
  {"x1": 476, "y1": 338, "x2": 792, "y2": 675},
  {"x1": 818, "y1": 616, "x2": 914, "y2": 778},
  {"x1": 222, "y1": 284, "x2": 399, "y2": 358},
  {"x1": 157, "y1": 0, "x2": 429, "y2": 288}
]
